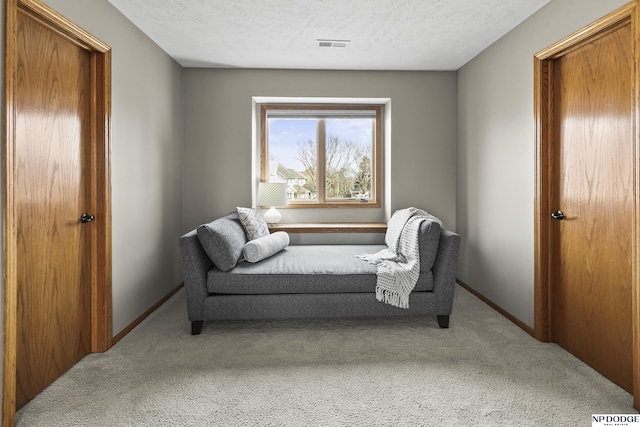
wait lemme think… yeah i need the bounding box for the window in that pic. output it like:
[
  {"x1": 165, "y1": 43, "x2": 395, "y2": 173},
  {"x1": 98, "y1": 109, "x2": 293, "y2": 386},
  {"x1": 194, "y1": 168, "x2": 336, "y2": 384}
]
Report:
[{"x1": 261, "y1": 104, "x2": 381, "y2": 208}]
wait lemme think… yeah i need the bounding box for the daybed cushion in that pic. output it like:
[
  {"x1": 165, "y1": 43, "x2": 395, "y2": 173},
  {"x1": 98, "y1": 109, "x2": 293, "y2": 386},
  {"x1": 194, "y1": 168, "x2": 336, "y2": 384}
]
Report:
[
  {"x1": 243, "y1": 231, "x2": 290, "y2": 263},
  {"x1": 197, "y1": 212, "x2": 247, "y2": 272},
  {"x1": 207, "y1": 245, "x2": 435, "y2": 294}
]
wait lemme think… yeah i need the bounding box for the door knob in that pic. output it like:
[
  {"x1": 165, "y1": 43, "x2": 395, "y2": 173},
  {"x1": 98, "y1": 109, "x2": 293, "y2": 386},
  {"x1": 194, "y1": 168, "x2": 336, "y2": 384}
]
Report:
[
  {"x1": 551, "y1": 210, "x2": 565, "y2": 220},
  {"x1": 80, "y1": 213, "x2": 94, "y2": 223}
]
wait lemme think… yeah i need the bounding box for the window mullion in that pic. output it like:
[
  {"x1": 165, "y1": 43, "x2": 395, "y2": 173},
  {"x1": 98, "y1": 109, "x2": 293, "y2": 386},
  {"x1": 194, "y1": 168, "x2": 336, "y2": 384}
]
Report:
[{"x1": 317, "y1": 119, "x2": 326, "y2": 204}]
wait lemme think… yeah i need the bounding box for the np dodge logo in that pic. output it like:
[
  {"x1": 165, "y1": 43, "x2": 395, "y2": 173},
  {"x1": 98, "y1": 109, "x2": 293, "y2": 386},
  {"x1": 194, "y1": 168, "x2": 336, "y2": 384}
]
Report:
[{"x1": 592, "y1": 414, "x2": 640, "y2": 427}]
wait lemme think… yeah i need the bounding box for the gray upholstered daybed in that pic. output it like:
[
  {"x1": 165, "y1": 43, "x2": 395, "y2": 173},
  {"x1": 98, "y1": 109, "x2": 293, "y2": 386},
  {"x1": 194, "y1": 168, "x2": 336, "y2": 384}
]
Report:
[{"x1": 180, "y1": 210, "x2": 460, "y2": 335}]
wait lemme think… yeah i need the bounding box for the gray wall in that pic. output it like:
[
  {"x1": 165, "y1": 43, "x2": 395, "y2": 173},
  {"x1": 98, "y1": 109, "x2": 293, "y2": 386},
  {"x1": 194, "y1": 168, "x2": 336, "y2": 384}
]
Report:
[
  {"x1": 182, "y1": 69, "x2": 457, "y2": 237},
  {"x1": 456, "y1": 0, "x2": 629, "y2": 328}
]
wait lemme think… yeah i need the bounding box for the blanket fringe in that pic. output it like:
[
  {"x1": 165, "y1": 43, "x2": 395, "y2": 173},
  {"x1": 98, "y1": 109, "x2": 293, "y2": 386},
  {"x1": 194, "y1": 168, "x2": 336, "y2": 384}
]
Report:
[{"x1": 376, "y1": 287, "x2": 410, "y2": 309}]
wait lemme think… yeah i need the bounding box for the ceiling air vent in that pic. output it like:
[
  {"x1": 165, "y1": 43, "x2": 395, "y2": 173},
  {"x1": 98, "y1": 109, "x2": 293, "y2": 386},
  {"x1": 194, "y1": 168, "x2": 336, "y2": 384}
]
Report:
[{"x1": 317, "y1": 39, "x2": 350, "y2": 48}]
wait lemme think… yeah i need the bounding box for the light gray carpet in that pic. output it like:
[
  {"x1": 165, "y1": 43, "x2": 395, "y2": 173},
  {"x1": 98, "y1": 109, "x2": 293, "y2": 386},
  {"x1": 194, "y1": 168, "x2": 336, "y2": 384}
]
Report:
[{"x1": 16, "y1": 285, "x2": 634, "y2": 426}]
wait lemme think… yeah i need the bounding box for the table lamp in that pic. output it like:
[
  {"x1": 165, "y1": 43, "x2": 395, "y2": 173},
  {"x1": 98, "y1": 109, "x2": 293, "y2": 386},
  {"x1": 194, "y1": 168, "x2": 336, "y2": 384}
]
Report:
[{"x1": 257, "y1": 182, "x2": 288, "y2": 225}]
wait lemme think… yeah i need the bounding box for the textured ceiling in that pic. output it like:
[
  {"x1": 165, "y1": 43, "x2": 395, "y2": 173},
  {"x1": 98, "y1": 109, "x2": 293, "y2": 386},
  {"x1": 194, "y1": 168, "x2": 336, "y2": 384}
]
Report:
[{"x1": 106, "y1": 0, "x2": 551, "y2": 71}]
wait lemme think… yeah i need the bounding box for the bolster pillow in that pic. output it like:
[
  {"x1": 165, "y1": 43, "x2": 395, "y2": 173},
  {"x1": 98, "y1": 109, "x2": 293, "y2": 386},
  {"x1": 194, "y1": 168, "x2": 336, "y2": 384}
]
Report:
[{"x1": 243, "y1": 231, "x2": 289, "y2": 263}]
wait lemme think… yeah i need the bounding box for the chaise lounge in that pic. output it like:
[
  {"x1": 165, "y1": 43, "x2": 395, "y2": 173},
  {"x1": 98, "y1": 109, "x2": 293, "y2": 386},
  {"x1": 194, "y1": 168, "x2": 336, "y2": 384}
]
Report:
[{"x1": 180, "y1": 210, "x2": 460, "y2": 335}]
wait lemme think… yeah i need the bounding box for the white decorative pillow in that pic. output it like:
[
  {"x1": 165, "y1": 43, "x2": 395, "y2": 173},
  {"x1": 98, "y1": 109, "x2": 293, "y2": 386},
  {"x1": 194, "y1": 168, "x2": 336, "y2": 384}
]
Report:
[
  {"x1": 243, "y1": 231, "x2": 289, "y2": 263},
  {"x1": 236, "y1": 207, "x2": 270, "y2": 240}
]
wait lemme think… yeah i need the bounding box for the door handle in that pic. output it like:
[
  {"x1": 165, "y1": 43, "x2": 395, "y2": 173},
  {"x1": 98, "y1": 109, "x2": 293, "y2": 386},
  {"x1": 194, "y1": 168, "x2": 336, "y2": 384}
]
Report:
[
  {"x1": 551, "y1": 210, "x2": 565, "y2": 220},
  {"x1": 80, "y1": 213, "x2": 94, "y2": 223}
]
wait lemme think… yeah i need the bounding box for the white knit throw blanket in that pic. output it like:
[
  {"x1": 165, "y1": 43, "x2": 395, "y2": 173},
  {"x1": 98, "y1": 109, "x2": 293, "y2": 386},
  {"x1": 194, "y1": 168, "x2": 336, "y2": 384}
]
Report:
[{"x1": 356, "y1": 207, "x2": 441, "y2": 308}]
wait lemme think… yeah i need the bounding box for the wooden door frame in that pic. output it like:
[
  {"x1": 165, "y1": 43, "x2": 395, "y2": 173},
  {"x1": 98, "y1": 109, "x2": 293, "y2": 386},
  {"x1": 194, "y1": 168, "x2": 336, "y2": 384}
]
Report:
[
  {"x1": 2, "y1": 0, "x2": 112, "y2": 424},
  {"x1": 534, "y1": 1, "x2": 640, "y2": 410}
]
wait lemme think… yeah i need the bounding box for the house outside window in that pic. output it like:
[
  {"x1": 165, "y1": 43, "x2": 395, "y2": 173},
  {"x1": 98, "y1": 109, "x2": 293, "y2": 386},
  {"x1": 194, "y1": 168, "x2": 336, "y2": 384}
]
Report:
[{"x1": 261, "y1": 104, "x2": 381, "y2": 208}]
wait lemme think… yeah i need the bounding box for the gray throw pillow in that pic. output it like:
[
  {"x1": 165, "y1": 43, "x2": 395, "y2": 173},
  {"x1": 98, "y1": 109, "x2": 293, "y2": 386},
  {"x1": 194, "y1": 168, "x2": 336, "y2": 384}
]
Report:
[
  {"x1": 197, "y1": 212, "x2": 247, "y2": 271},
  {"x1": 236, "y1": 207, "x2": 270, "y2": 240}
]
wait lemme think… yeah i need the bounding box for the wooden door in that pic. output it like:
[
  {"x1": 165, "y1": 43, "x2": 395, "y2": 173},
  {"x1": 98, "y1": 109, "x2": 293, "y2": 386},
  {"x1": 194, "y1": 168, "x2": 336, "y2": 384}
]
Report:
[
  {"x1": 4, "y1": 1, "x2": 112, "y2": 423},
  {"x1": 14, "y1": 7, "x2": 93, "y2": 409},
  {"x1": 550, "y1": 21, "x2": 633, "y2": 392}
]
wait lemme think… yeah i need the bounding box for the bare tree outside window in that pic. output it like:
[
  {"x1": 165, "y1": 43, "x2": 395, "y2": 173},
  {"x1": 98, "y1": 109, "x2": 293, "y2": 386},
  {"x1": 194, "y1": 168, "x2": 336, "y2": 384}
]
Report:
[
  {"x1": 296, "y1": 138, "x2": 317, "y2": 195},
  {"x1": 297, "y1": 135, "x2": 371, "y2": 199}
]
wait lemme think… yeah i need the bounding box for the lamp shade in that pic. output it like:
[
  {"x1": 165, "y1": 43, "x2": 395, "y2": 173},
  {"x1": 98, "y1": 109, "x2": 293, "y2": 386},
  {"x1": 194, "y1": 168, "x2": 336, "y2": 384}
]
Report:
[{"x1": 257, "y1": 182, "x2": 288, "y2": 207}]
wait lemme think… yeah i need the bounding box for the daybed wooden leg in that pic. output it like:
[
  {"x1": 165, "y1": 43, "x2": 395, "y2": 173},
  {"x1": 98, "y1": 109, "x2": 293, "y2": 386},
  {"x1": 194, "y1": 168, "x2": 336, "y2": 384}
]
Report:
[
  {"x1": 191, "y1": 320, "x2": 204, "y2": 335},
  {"x1": 437, "y1": 315, "x2": 449, "y2": 328}
]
